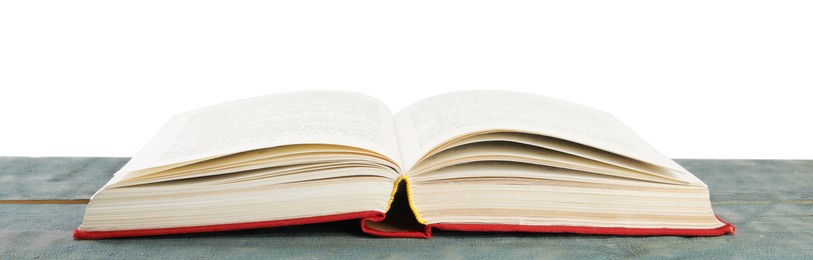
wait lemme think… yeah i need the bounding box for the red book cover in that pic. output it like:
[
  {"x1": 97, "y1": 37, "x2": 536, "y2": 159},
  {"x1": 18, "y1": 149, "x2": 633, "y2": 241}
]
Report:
[
  {"x1": 74, "y1": 212, "x2": 734, "y2": 239},
  {"x1": 74, "y1": 177, "x2": 735, "y2": 239},
  {"x1": 73, "y1": 211, "x2": 383, "y2": 239}
]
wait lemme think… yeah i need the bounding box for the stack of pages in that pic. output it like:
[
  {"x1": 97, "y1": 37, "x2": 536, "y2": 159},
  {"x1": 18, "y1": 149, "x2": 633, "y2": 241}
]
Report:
[{"x1": 74, "y1": 90, "x2": 734, "y2": 239}]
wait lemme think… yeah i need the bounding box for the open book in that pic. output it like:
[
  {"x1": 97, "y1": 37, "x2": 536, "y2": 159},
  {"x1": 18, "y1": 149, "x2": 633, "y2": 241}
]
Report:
[{"x1": 73, "y1": 90, "x2": 734, "y2": 239}]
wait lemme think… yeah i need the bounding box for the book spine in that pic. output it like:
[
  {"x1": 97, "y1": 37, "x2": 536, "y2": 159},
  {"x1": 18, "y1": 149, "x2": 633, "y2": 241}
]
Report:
[{"x1": 360, "y1": 213, "x2": 432, "y2": 239}]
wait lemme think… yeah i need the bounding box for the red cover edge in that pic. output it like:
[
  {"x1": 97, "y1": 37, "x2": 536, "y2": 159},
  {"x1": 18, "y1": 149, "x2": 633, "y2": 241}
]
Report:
[
  {"x1": 359, "y1": 214, "x2": 432, "y2": 239},
  {"x1": 73, "y1": 211, "x2": 382, "y2": 240},
  {"x1": 76, "y1": 213, "x2": 734, "y2": 239},
  {"x1": 429, "y1": 215, "x2": 736, "y2": 237}
]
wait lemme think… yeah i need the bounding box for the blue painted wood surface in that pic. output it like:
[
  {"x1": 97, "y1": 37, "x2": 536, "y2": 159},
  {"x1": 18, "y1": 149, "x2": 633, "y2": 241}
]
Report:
[{"x1": 1, "y1": 158, "x2": 811, "y2": 259}]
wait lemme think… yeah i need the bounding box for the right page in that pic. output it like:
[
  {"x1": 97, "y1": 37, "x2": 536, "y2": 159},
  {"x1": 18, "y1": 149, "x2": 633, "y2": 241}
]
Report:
[
  {"x1": 394, "y1": 90, "x2": 689, "y2": 175},
  {"x1": 390, "y1": 90, "x2": 733, "y2": 235}
]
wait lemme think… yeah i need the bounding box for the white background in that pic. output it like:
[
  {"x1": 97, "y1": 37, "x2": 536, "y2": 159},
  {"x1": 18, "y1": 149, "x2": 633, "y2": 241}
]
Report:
[{"x1": 1, "y1": 1, "x2": 811, "y2": 159}]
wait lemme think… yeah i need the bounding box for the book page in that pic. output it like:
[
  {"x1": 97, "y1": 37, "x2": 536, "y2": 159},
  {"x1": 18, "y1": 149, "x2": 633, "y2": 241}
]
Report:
[
  {"x1": 407, "y1": 141, "x2": 693, "y2": 185},
  {"x1": 394, "y1": 90, "x2": 686, "y2": 172},
  {"x1": 418, "y1": 132, "x2": 701, "y2": 184},
  {"x1": 112, "y1": 90, "x2": 401, "y2": 183}
]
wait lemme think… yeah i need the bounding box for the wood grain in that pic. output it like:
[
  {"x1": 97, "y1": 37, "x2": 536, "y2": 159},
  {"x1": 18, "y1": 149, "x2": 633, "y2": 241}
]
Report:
[
  {"x1": 0, "y1": 158, "x2": 811, "y2": 258},
  {"x1": 0, "y1": 157, "x2": 127, "y2": 200}
]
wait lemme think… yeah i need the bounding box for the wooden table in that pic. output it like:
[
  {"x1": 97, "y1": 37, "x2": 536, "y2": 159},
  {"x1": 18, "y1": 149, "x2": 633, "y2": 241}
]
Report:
[{"x1": 1, "y1": 158, "x2": 811, "y2": 258}]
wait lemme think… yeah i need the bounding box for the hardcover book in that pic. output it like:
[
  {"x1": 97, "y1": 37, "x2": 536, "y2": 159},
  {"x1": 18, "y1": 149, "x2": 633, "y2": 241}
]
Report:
[{"x1": 73, "y1": 90, "x2": 735, "y2": 239}]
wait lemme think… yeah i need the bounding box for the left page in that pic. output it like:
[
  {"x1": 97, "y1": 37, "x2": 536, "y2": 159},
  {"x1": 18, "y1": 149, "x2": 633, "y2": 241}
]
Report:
[{"x1": 108, "y1": 90, "x2": 402, "y2": 185}]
